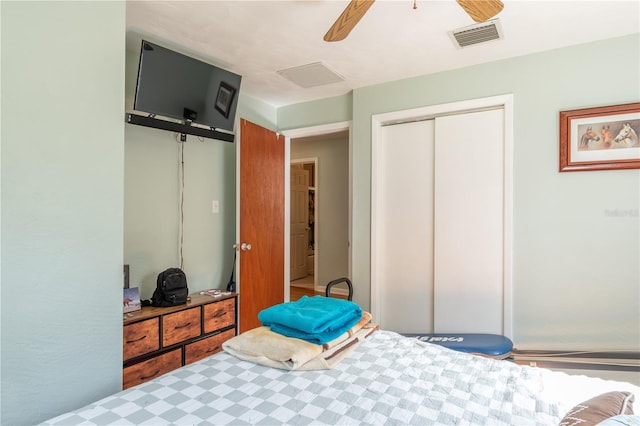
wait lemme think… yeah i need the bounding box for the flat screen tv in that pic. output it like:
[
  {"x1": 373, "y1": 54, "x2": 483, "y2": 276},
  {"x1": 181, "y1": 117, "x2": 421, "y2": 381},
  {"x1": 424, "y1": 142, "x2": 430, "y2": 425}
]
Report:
[{"x1": 133, "y1": 40, "x2": 242, "y2": 134}]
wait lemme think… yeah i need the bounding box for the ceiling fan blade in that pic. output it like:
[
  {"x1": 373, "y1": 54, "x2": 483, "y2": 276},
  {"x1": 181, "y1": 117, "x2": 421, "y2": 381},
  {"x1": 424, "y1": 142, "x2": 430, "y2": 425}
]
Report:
[
  {"x1": 324, "y1": 0, "x2": 375, "y2": 42},
  {"x1": 456, "y1": 0, "x2": 504, "y2": 23}
]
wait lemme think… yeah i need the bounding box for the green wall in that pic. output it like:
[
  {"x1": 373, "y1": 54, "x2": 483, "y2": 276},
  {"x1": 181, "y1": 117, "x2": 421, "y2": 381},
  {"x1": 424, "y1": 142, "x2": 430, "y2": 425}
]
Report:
[
  {"x1": 123, "y1": 49, "x2": 238, "y2": 299},
  {"x1": 124, "y1": 124, "x2": 237, "y2": 298},
  {"x1": 279, "y1": 95, "x2": 352, "y2": 131},
  {"x1": 291, "y1": 134, "x2": 350, "y2": 289},
  {"x1": 280, "y1": 34, "x2": 640, "y2": 351},
  {"x1": 0, "y1": 2, "x2": 637, "y2": 423},
  {"x1": 1, "y1": 2, "x2": 126, "y2": 424},
  {"x1": 123, "y1": 48, "x2": 277, "y2": 299}
]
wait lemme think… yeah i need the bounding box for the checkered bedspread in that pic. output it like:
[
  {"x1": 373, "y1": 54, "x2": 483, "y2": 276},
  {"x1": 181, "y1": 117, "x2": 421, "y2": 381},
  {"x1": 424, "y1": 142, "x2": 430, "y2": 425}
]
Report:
[{"x1": 42, "y1": 331, "x2": 598, "y2": 425}]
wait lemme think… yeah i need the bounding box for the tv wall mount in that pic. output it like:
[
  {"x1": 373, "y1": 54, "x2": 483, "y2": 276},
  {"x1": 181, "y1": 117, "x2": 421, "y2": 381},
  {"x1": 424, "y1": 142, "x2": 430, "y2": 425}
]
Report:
[{"x1": 125, "y1": 113, "x2": 235, "y2": 143}]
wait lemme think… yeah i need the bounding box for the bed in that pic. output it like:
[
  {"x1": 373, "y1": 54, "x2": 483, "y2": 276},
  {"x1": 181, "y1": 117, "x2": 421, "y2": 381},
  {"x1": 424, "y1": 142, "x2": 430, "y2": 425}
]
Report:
[{"x1": 43, "y1": 329, "x2": 639, "y2": 425}]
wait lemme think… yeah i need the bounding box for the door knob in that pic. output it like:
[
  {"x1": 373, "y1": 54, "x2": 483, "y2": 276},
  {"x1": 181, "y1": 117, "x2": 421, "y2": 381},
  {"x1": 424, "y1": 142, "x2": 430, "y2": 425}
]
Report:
[{"x1": 240, "y1": 242, "x2": 252, "y2": 251}]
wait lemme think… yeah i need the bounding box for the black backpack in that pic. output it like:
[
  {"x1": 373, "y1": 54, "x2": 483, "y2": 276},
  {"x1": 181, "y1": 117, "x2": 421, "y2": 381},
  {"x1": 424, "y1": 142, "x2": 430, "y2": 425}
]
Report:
[
  {"x1": 226, "y1": 251, "x2": 236, "y2": 293},
  {"x1": 151, "y1": 268, "x2": 188, "y2": 307}
]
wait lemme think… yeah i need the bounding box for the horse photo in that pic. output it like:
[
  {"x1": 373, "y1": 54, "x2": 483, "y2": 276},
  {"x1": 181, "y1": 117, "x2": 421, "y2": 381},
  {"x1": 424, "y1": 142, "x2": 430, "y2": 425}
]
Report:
[
  {"x1": 578, "y1": 120, "x2": 640, "y2": 151},
  {"x1": 600, "y1": 125, "x2": 614, "y2": 149},
  {"x1": 578, "y1": 126, "x2": 599, "y2": 150},
  {"x1": 613, "y1": 122, "x2": 639, "y2": 148}
]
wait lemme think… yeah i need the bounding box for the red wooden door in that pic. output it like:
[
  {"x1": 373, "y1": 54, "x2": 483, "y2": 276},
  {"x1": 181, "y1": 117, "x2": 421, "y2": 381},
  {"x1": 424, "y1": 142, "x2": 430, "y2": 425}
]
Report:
[{"x1": 238, "y1": 119, "x2": 285, "y2": 332}]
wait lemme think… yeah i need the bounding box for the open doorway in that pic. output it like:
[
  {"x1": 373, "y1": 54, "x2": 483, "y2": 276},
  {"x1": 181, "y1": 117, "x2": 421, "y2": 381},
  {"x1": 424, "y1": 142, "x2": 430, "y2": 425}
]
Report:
[
  {"x1": 290, "y1": 159, "x2": 317, "y2": 300},
  {"x1": 287, "y1": 128, "x2": 350, "y2": 301}
]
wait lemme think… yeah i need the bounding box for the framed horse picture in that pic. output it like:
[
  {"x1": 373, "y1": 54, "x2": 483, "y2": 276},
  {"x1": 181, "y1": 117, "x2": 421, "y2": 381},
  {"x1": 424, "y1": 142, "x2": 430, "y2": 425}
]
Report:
[{"x1": 559, "y1": 102, "x2": 640, "y2": 172}]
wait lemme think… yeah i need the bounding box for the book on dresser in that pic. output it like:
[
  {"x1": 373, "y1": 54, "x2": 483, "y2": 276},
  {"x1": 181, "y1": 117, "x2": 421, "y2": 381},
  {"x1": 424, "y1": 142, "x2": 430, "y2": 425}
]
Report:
[{"x1": 122, "y1": 292, "x2": 238, "y2": 389}]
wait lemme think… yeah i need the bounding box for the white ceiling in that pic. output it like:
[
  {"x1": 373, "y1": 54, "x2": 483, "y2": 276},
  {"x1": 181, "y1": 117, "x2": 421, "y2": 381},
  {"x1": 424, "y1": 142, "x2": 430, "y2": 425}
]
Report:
[{"x1": 126, "y1": 0, "x2": 640, "y2": 108}]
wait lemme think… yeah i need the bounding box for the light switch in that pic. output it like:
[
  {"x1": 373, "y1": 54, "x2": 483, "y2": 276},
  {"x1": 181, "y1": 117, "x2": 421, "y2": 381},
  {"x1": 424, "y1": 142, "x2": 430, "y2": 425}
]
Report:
[{"x1": 212, "y1": 200, "x2": 219, "y2": 214}]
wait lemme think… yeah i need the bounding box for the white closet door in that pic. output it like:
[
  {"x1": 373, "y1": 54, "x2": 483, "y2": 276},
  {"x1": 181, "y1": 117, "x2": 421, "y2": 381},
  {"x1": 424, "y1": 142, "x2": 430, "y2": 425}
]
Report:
[
  {"x1": 433, "y1": 109, "x2": 505, "y2": 334},
  {"x1": 376, "y1": 120, "x2": 435, "y2": 333}
]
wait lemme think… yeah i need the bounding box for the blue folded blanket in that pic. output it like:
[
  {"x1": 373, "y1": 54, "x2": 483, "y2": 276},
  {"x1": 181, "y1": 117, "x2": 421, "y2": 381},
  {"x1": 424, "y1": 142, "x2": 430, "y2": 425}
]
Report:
[{"x1": 258, "y1": 296, "x2": 362, "y2": 345}]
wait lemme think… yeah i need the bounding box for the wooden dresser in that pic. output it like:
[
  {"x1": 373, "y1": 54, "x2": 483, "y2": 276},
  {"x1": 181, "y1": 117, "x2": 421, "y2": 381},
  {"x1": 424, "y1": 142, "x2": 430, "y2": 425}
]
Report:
[{"x1": 122, "y1": 292, "x2": 237, "y2": 389}]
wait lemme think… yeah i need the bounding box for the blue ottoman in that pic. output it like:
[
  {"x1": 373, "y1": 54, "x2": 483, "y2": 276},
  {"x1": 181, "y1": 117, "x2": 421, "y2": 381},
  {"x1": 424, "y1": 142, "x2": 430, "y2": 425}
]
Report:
[{"x1": 403, "y1": 333, "x2": 513, "y2": 359}]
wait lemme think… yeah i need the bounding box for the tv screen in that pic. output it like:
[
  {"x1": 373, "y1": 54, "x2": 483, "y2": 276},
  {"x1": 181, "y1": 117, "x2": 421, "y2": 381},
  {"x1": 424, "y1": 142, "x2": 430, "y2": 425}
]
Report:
[{"x1": 134, "y1": 40, "x2": 242, "y2": 133}]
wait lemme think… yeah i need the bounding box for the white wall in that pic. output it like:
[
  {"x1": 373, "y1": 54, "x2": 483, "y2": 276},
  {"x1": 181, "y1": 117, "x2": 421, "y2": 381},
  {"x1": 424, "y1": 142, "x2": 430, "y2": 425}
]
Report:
[
  {"x1": 279, "y1": 34, "x2": 640, "y2": 352},
  {"x1": 1, "y1": 2, "x2": 125, "y2": 424}
]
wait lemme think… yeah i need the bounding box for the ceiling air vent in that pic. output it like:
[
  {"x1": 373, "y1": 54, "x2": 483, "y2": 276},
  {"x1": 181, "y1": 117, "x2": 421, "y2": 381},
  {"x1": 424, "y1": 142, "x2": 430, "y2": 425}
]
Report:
[
  {"x1": 449, "y1": 19, "x2": 503, "y2": 49},
  {"x1": 277, "y1": 62, "x2": 344, "y2": 88}
]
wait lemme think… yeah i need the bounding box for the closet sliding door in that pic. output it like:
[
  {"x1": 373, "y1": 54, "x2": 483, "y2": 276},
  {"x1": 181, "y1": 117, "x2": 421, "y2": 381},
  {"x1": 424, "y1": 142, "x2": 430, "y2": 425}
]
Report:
[
  {"x1": 373, "y1": 105, "x2": 508, "y2": 336},
  {"x1": 433, "y1": 109, "x2": 505, "y2": 334},
  {"x1": 376, "y1": 120, "x2": 435, "y2": 333}
]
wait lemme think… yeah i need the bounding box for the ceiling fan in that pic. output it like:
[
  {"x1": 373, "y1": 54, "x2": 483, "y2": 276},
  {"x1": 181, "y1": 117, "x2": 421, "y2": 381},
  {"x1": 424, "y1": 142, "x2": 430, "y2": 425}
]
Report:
[{"x1": 324, "y1": 0, "x2": 504, "y2": 42}]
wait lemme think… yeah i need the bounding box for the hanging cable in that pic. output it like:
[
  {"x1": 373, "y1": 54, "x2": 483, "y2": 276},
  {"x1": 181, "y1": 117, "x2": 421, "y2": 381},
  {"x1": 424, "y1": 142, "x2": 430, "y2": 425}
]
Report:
[{"x1": 179, "y1": 138, "x2": 185, "y2": 270}]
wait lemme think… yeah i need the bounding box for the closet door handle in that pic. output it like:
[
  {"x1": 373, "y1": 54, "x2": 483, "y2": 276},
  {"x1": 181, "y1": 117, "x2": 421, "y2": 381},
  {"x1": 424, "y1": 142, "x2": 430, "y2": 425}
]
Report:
[{"x1": 240, "y1": 242, "x2": 252, "y2": 251}]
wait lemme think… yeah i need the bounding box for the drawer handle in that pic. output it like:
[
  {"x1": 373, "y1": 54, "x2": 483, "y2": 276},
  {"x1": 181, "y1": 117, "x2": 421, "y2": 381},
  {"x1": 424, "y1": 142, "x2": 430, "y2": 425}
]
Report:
[
  {"x1": 126, "y1": 335, "x2": 147, "y2": 344},
  {"x1": 206, "y1": 346, "x2": 220, "y2": 354},
  {"x1": 140, "y1": 370, "x2": 160, "y2": 381},
  {"x1": 174, "y1": 322, "x2": 192, "y2": 330},
  {"x1": 211, "y1": 311, "x2": 225, "y2": 318}
]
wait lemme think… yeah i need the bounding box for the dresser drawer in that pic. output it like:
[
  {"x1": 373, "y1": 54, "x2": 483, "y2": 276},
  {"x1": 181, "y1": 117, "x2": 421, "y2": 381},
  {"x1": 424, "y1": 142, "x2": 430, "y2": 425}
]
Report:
[
  {"x1": 185, "y1": 328, "x2": 236, "y2": 365},
  {"x1": 123, "y1": 318, "x2": 159, "y2": 361},
  {"x1": 122, "y1": 348, "x2": 182, "y2": 389},
  {"x1": 162, "y1": 307, "x2": 201, "y2": 347},
  {"x1": 203, "y1": 298, "x2": 235, "y2": 334}
]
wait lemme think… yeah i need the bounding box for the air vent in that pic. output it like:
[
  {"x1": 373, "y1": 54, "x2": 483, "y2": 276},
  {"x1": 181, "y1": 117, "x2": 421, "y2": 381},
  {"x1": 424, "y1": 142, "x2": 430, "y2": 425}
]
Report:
[
  {"x1": 449, "y1": 19, "x2": 503, "y2": 49},
  {"x1": 277, "y1": 62, "x2": 344, "y2": 88}
]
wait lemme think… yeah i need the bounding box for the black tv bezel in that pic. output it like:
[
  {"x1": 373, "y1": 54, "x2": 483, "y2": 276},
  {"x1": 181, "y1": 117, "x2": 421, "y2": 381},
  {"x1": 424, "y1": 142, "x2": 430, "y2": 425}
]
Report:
[{"x1": 130, "y1": 40, "x2": 240, "y2": 140}]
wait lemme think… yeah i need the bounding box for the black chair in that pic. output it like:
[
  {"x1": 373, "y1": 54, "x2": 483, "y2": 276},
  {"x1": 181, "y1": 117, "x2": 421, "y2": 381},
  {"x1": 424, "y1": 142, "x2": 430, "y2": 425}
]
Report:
[{"x1": 325, "y1": 277, "x2": 353, "y2": 301}]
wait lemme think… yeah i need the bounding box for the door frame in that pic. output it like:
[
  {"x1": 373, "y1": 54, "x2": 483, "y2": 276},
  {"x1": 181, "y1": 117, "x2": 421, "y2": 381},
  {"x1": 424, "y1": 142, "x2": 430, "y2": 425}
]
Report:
[
  {"x1": 282, "y1": 121, "x2": 353, "y2": 301},
  {"x1": 370, "y1": 94, "x2": 514, "y2": 338},
  {"x1": 290, "y1": 158, "x2": 318, "y2": 289}
]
